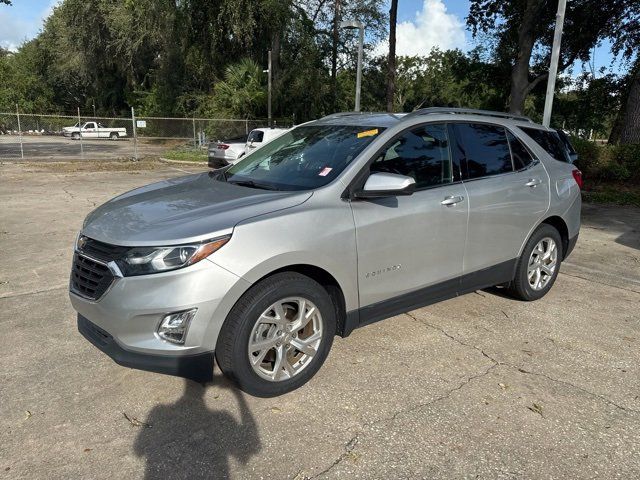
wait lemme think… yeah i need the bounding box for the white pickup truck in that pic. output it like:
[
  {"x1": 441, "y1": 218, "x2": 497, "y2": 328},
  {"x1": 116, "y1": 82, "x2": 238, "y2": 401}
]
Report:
[{"x1": 63, "y1": 122, "x2": 127, "y2": 140}]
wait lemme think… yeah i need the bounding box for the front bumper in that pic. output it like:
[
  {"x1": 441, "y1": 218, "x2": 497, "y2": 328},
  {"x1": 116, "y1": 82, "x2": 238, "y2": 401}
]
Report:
[
  {"x1": 78, "y1": 314, "x2": 214, "y2": 382},
  {"x1": 70, "y1": 257, "x2": 250, "y2": 370}
]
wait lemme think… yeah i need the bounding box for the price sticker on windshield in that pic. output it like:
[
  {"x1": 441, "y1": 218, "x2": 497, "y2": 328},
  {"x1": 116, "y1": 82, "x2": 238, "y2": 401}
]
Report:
[
  {"x1": 319, "y1": 167, "x2": 333, "y2": 176},
  {"x1": 357, "y1": 128, "x2": 379, "y2": 139}
]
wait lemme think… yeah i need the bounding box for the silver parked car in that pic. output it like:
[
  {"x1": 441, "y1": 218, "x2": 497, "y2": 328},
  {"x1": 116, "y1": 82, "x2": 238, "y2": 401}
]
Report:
[{"x1": 70, "y1": 108, "x2": 581, "y2": 397}]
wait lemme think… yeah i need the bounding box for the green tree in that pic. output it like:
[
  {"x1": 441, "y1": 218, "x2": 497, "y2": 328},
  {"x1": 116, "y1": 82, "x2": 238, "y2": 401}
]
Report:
[
  {"x1": 200, "y1": 59, "x2": 267, "y2": 119},
  {"x1": 467, "y1": 0, "x2": 636, "y2": 115}
]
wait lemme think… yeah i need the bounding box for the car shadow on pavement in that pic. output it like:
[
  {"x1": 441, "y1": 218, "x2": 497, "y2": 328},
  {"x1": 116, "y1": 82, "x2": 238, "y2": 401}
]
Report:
[{"x1": 133, "y1": 377, "x2": 261, "y2": 480}]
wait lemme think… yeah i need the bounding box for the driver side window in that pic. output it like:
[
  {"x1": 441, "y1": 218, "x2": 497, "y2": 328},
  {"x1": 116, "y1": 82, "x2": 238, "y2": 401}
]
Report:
[{"x1": 371, "y1": 123, "x2": 452, "y2": 189}]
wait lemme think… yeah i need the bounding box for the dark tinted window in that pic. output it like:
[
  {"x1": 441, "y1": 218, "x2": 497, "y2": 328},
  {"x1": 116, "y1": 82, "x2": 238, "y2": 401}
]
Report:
[
  {"x1": 556, "y1": 130, "x2": 577, "y2": 163},
  {"x1": 371, "y1": 124, "x2": 451, "y2": 189},
  {"x1": 507, "y1": 131, "x2": 535, "y2": 170},
  {"x1": 453, "y1": 123, "x2": 513, "y2": 179},
  {"x1": 521, "y1": 127, "x2": 570, "y2": 162},
  {"x1": 247, "y1": 130, "x2": 264, "y2": 143}
]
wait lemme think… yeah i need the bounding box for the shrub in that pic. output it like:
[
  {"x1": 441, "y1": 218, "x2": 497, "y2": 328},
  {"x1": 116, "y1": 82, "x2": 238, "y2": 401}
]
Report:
[
  {"x1": 571, "y1": 137, "x2": 640, "y2": 184},
  {"x1": 571, "y1": 137, "x2": 602, "y2": 176},
  {"x1": 611, "y1": 144, "x2": 640, "y2": 181}
]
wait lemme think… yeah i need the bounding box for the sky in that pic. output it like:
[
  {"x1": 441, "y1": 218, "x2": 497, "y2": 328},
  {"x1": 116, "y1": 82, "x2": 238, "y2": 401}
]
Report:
[{"x1": 0, "y1": 0, "x2": 621, "y2": 74}]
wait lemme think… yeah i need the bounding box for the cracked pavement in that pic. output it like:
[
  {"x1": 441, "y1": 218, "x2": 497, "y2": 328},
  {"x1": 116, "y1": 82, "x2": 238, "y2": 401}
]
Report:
[{"x1": 1, "y1": 161, "x2": 639, "y2": 479}]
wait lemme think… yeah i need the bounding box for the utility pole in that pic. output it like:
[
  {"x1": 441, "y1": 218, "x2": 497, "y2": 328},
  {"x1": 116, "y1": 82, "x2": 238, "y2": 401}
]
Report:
[
  {"x1": 264, "y1": 50, "x2": 273, "y2": 128},
  {"x1": 542, "y1": 0, "x2": 567, "y2": 127}
]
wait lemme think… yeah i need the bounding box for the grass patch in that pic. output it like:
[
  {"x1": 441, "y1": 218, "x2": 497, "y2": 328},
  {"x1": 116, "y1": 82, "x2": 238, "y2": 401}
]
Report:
[
  {"x1": 162, "y1": 148, "x2": 207, "y2": 162},
  {"x1": 582, "y1": 183, "x2": 640, "y2": 207}
]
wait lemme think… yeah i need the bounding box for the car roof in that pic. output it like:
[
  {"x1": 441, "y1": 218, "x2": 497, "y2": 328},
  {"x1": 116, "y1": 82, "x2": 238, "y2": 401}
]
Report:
[
  {"x1": 313, "y1": 112, "x2": 406, "y2": 128},
  {"x1": 253, "y1": 127, "x2": 288, "y2": 133},
  {"x1": 310, "y1": 109, "x2": 557, "y2": 131}
]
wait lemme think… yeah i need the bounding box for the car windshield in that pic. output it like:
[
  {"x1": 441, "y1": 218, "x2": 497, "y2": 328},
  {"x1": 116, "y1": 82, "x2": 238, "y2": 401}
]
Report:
[{"x1": 222, "y1": 125, "x2": 385, "y2": 191}]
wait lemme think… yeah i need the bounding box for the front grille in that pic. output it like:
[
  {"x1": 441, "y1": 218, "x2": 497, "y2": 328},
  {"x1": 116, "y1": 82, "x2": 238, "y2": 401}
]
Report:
[
  {"x1": 70, "y1": 253, "x2": 115, "y2": 301},
  {"x1": 78, "y1": 236, "x2": 128, "y2": 263}
]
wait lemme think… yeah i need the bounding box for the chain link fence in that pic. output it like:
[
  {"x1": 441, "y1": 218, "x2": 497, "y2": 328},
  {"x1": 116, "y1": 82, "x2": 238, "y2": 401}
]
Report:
[{"x1": 0, "y1": 110, "x2": 289, "y2": 161}]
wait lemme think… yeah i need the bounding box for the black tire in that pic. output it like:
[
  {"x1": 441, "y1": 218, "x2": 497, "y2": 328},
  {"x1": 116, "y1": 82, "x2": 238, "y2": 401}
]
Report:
[
  {"x1": 507, "y1": 224, "x2": 563, "y2": 301},
  {"x1": 72, "y1": 132, "x2": 80, "y2": 140},
  {"x1": 216, "y1": 272, "x2": 336, "y2": 397},
  {"x1": 109, "y1": 132, "x2": 119, "y2": 140}
]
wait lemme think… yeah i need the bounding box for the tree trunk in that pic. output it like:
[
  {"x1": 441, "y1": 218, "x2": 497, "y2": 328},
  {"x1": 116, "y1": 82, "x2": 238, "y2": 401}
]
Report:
[
  {"x1": 331, "y1": 0, "x2": 341, "y2": 112},
  {"x1": 610, "y1": 63, "x2": 640, "y2": 145},
  {"x1": 385, "y1": 0, "x2": 398, "y2": 112},
  {"x1": 509, "y1": 0, "x2": 543, "y2": 114}
]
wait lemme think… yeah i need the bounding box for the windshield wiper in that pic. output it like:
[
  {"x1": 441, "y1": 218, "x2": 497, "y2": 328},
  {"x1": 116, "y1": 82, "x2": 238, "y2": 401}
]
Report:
[{"x1": 227, "y1": 179, "x2": 280, "y2": 191}]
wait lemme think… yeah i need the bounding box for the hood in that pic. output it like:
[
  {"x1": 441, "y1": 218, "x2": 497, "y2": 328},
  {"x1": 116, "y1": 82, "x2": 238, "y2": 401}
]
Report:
[{"x1": 82, "y1": 172, "x2": 312, "y2": 246}]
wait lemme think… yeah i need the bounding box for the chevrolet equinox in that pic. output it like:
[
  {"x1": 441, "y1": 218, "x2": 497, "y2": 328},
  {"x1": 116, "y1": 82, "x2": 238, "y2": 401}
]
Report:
[{"x1": 70, "y1": 108, "x2": 581, "y2": 397}]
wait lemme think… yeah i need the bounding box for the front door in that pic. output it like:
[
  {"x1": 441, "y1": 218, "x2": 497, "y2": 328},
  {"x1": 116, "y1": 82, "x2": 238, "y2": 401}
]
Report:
[
  {"x1": 351, "y1": 123, "x2": 468, "y2": 313},
  {"x1": 82, "y1": 122, "x2": 99, "y2": 138}
]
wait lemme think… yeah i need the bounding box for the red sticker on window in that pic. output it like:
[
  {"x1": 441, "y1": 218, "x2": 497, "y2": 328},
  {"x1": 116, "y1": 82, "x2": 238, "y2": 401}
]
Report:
[{"x1": 319, "y1": 167, "x2": 333, "y2": 177}]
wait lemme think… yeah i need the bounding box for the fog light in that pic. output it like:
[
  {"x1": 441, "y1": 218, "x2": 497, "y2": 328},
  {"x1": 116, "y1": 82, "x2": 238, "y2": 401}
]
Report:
[{"x1": 157, "y1": 309, "x2": 197, "y2": 344}]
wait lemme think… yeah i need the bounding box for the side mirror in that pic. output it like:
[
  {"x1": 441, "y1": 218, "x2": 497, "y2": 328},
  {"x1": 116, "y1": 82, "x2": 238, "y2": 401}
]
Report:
[{"x1": 354, "y1": 172, "x2": 416, "y2": 199}]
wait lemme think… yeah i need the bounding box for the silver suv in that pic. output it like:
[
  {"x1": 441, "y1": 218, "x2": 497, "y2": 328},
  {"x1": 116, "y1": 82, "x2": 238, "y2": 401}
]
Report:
[{"x1": 70, "y1": 108, "x2": 581, "y2": 397}]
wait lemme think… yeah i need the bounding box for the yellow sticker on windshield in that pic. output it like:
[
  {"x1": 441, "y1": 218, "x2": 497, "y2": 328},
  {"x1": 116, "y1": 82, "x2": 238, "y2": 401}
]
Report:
[{"x1": 357, "y1": 128, "x2": 379, "y2": 138}]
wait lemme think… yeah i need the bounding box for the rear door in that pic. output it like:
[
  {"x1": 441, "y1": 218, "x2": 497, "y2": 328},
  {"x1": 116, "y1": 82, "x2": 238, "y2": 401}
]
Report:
[
  {"x1": 450, "y1": 122, "x2": 549, "y2": 283},
  {"x1": 351, "y1": 123, "x2": 468, "y2": 312}
]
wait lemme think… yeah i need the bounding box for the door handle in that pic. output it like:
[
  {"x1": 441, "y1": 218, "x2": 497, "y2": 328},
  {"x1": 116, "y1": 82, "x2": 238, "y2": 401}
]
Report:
[
  {"x1": 525, "y1": 178, "x2": 542, "y2": 187},
  {"x1": 441, "y1": 195, "x2": 464, "y2": 206}
]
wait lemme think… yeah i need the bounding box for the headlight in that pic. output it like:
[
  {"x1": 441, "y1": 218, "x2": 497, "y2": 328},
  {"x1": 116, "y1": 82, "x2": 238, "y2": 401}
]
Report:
[{"x1": 117, "y1": 236, "x2": 230, "y2": 276}]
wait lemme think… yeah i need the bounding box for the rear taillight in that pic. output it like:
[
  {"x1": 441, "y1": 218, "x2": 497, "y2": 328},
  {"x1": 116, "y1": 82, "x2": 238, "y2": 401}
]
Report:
[
  {"x1": 217, "y1": 144, "x2": 230, "y2": 150},
  {"x1": 572, "y1": 169, "x2": 583, "y2": 189}
]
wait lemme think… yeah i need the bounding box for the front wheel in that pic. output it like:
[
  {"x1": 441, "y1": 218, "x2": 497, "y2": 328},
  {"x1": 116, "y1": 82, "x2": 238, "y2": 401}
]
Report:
[
  {"x1": 507, "y1": 224, "x2": 563, "y2": 301},
  {"x1": 71, "y1": 132, "x2": 80, "y2": 140},
  {"x1": 216, "y1": 272, "x2": 336, "y2": 397}
]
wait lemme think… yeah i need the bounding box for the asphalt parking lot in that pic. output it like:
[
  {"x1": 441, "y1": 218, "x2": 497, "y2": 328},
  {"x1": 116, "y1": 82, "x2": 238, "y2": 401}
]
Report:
[
  {"x1": 1, "y1": 160, "x2": 639, "y2": 479},
  {"x1": 0, "y1": 135, "x2": 176, "y2": 160}
]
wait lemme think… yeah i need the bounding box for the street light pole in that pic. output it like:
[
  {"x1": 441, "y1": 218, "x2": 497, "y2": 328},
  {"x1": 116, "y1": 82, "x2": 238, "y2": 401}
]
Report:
[
  {"x1": 340, "y1": 20, "x2": 364, "y2": 112},
  {"x1": 542, "y1": 0, "x2": 567, "y2": 127}
]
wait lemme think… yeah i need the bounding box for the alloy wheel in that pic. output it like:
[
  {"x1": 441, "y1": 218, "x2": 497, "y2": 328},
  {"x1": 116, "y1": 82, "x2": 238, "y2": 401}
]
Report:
[
  {"x1": 527, "y1": 237, "x2": 558, "y2": 291},
  {"x1": 247, "y1": 297, "x2": 323, "y2": 382}
]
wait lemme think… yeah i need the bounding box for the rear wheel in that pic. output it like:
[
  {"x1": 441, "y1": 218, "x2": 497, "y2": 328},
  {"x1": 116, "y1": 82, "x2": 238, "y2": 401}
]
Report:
[
  {"x1": 216, "y1": 272, "x2": 336, "y2": 397},
  {"x1": 507, "y1": 224, "x2": 563, "y2": 301},
  {"x1": 109, "y1": 132, "x2": 119, "y2": 140}
]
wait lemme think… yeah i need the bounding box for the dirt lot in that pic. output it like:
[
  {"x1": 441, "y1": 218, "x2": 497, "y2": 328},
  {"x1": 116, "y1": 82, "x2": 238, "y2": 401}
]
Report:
[{"x1": 1, "y1": 160, "x2": 639, "y2": 479}]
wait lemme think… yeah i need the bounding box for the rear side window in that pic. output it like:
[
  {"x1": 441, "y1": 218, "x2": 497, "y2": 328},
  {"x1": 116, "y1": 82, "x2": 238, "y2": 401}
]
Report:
[
  {"x1": 451, "y1": 123, "x2": 513, "y2": 179},
  {"x1": 556, "y1": 130, "x2": 577, "y2": 156},
  {"x1": 520, "y1": 127, "x2": 570, "y2": 162},
  {"x1": 371, "y1": 123, "x2": 452, "y2": 189},
  {"x1": 247, "y1": 130, "x2": 264, "y2": 143},
  {"x1": 507, "y1": 131, "x2": 535, "y2": 170}
]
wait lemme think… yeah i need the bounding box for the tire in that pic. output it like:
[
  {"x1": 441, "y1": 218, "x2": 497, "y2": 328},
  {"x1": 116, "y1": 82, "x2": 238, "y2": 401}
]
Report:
[
  {"x1": 216, "y1": 272, "x2": 336, "y2": 397},
  {"x1": 71, "y1": 132, "x2": 80, "y2": 140},
  {"x1": 507, "y1": 224, "x2": 563, "y2": 301},
  {"x1": 109, "y1": 132, "x2": 119, "y2": 140}
]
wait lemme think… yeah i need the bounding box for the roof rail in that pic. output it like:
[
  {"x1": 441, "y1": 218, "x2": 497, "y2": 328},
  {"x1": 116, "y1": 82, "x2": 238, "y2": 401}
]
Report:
[
  {"x1": 319, "y1": 111, "x2": 402, "y2": 121},
  {"x1": 404, "y1": 107, "x2": 533, "y2": 123}
]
